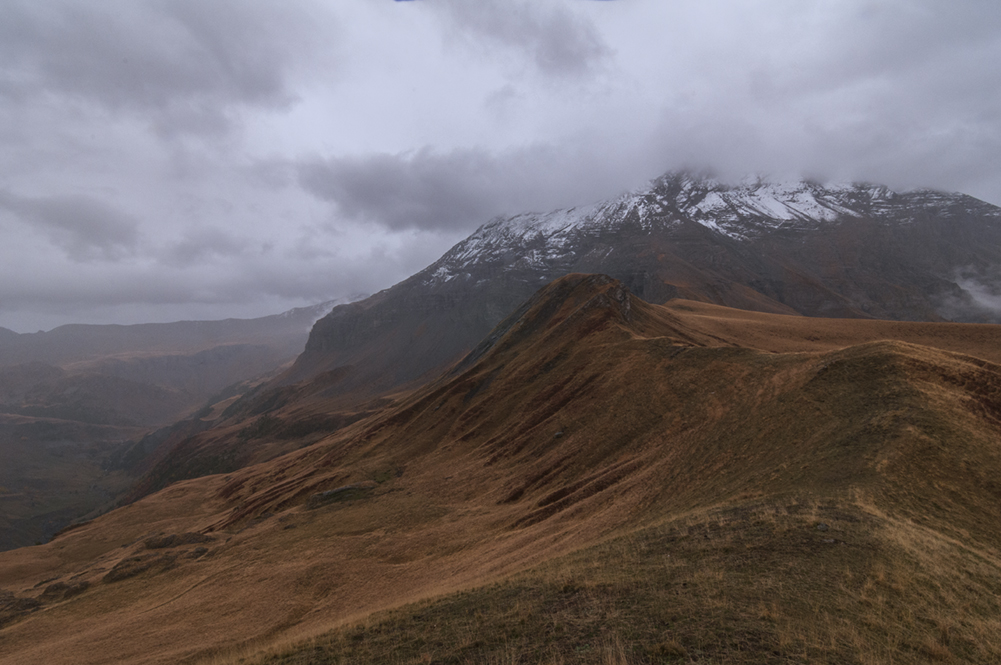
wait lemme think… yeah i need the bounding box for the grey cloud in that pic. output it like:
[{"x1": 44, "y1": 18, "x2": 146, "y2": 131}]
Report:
[
  {"x1": 0, "y1": 0, "x2": 329, "y2": 137},
  {"x1": 160, "y1": 227, "x2": 249, "y2": 268},
  {"x1": 935, "y1": 267, "x2": 1001, "y2": 323},
  {"x1": 244, "y1": 159, "x2": 297, "y2": 191},
  {"x1": 0, "y1": 227, "x2": 435, "y2": 331},
  {"x1": 6, "y1": 0, "x2": 1001, "y2": 334},
  {"x1": 297, "y1": 142, "x2": 663, "y2": 233},
  {"x1": 298, "y1": 149, "x2": 506, "y2": 232},
  {"x1": 0, "y1": 190, "x2": 139, "y2": 261},
  {"x1": 435, "y1": 0, "x2": 610, "y2": 78},
  {"x1": 298, "y1": 2, "x2": 1001, "y2": 236},
  {"x1": 957, "y1": 275, "x2": 1001, "y2": 313},
  {"x1": 630, "y1": 2, "x2": 1001, "y2": 204}
]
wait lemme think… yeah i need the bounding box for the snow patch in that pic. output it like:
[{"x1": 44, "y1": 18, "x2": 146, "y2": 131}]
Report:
[{"x1": 425, "y1": 173, "x2": 973, "y2": 269}]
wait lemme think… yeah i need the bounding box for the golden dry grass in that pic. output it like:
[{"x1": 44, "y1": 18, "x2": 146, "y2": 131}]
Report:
[{"x1": 246, "y1": 496, "x2": 1001, "y2": 664}]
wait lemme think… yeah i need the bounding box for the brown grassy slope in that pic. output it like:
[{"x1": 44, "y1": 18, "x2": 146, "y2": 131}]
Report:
[
  {"x1": 1, "y1": 274, "x2": 1000, "y2": 664},
  {"x1": 123, "y1": 288, "x2": 1001, "y2": 505},
  {"x1": 258, "y1": 497, "x2": 1001, "y2": 665},
  {"x1": 118, "y1": 367, "x2": 395, "y2": 504}
]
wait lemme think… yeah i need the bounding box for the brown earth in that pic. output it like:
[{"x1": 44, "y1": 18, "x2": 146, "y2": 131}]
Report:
[{"x1": 1, "y1": 274, "x2": 1000, "y2": 664}]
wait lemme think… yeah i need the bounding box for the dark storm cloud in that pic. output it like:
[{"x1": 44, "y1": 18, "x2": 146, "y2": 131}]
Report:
[
  {"x1": 434, "y1": 0, "x2": 611, "y2": 78},
  {"x1": 0, "y1": 190, "x2": 139, "y2": 261},
  {"x1": 297, "y1": 144, "x2": 648, "y2": 232},
  {"x1": 0, "y1": 0, "x2": 326, "y2": 137},
  {"x1": 298, "y1": 149, "x2": 504, "y2": 232}
]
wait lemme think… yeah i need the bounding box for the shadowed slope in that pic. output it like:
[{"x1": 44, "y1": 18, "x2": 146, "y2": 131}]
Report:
[{"x1": 1, "y1": 275, "x2": 1001, "y2": 664}]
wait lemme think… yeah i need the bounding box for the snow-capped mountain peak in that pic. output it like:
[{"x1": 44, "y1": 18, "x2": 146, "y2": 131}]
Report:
[
  {"x1": 302, "y1": 167, "x2": 1001, "y2": 404},
  {"x1": 423, "y1": 171, "x2": 990, "y2": 288}
]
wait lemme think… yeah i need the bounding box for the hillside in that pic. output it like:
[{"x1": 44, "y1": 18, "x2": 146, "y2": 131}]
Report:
[
  {"x1": 143, "y1": 172, "x2": 1001, "y2": 502},
  {"x1": 1, "y1": 275, "x2": 1000, "y2": 664}
]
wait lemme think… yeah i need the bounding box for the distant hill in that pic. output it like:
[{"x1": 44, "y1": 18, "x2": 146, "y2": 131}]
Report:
[
  {"x1": 0, "y1": 300, "x2": 342, "y2": 368},
  {"x1": 0, "y1": 300, "x2": 349, "y2": 430},
  {"x1": 2, "y1": 274, "x2": 1000, "y2": 664}
]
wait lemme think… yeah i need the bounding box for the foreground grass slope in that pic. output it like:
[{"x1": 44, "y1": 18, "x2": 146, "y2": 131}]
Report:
[
  {"x1": 257, "y1": 498, "x2": 1001, "y2": 664},
  {"x1": 1, "y1": 275, "x2": 1000, "y2": 664}
]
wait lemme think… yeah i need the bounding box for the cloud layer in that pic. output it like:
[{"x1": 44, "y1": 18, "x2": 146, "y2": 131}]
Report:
[
  {"x1": 0, "y1": 0, "x2": 325, "y2": 137},
  {"x1": 1, "y1": 0, "x2": 1000, "y2": 331}
]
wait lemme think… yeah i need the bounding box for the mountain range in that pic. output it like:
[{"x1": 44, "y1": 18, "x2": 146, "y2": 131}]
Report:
[
  {"x1": 2, "y1": 273, "x2": 1001, "y2": 663},
  {"x1": 2, "y1": 171, "x2": 1001, "y2": 663},
  {"x1": 291, "y1": 172, "x2": 1001, "y2": 396},
  {"x1": 116, "y1": 171, "x2": 1001, "y2": 522}
]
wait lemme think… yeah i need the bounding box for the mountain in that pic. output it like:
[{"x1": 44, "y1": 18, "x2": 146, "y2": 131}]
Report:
[
  {"x1": 127, "y1": 172, "x2": 1001, "y2": 502},
  {"x1": 0, "y1": 299, "x2": 347, "y2": 426},
  {"x1": 289, "y1": 172, "x2": 1001, "y2": 401},
  {"x1": 2, "y1": 274, "x2": 1000, "y2": 664},
  {"x1": 0, "y1": 414, "x2": 143, "y2": 552}
]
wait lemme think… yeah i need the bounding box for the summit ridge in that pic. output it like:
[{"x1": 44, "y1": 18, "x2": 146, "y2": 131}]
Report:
[{"x1": 426, "y1": 172, "x2": 997, "y2": 287}]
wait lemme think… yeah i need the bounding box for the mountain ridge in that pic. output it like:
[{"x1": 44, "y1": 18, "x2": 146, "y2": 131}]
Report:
[
  {"x1": 287, "y1": 170, "x2": 1001, "y2": 402},
  {"x1": 120, "y1": 170, "x2": 1001, "y2": 515}
]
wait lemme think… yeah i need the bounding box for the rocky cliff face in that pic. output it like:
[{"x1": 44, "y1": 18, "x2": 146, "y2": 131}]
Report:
[{"x1": 290, "y1": 171, "x2": 1001, "y2": 394}]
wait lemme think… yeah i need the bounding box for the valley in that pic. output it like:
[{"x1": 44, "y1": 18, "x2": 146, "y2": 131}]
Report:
[{"x1": 0, "y1": 301, "x2": 341, "y2": 551}]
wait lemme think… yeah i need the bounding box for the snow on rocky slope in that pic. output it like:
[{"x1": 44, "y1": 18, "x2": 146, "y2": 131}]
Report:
[{"x1": 423, "y1": 172, "x2": 999, "y2": 288}]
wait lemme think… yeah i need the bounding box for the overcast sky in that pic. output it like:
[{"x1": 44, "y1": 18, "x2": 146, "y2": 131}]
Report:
[{"x1": 1, "y1": 0, "x2": 999, "y2": 332}]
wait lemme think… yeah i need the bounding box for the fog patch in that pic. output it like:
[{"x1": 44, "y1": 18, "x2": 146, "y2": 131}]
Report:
[{"x1": 938, "y1": 267, "x2": 1001, "y2": 323}]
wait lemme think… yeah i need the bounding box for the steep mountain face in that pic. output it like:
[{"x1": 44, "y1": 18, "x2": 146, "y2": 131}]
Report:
[
  {"x1": 3, "y1": 275, "x2": 1001, "y2": 664},
  {"x1": 291, "y1": 172, "x2": 1001, "y2": 396}
]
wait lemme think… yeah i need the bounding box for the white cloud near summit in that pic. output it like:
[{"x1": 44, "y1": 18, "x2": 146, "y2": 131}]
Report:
[{"x1": 1, "y1": 0, "x2": 1000, "y2": 331}]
